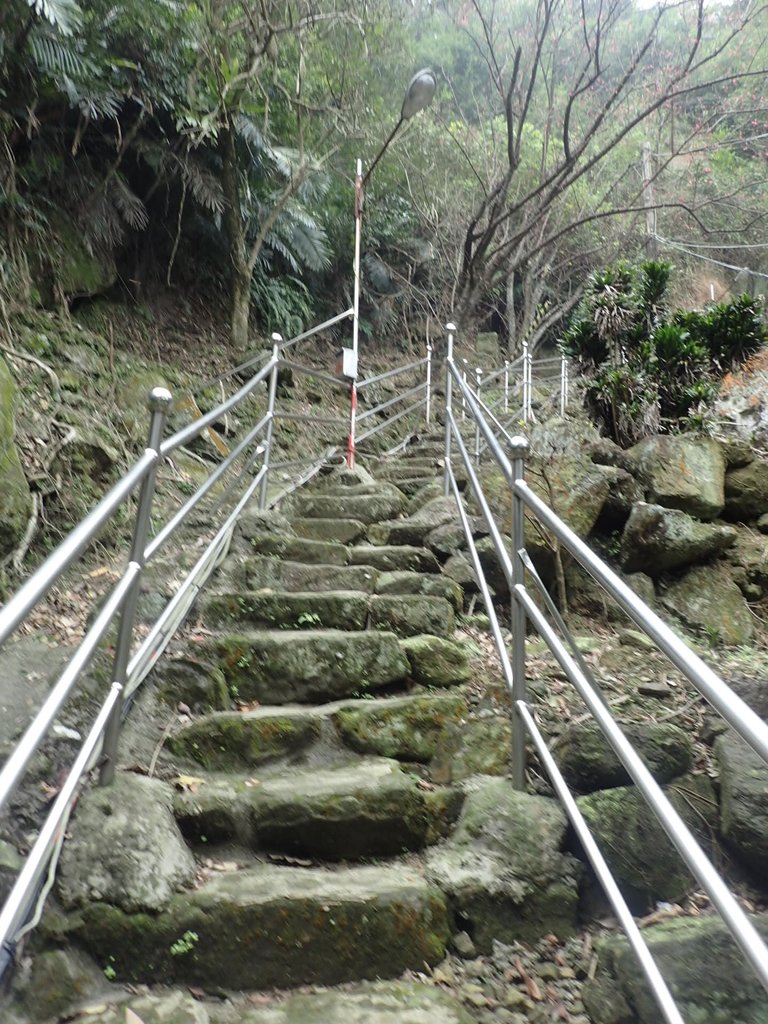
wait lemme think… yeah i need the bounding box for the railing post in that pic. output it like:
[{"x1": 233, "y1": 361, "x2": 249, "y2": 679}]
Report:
[
  {"x1": 443, "y1": 323, "x2": 456, "y2": 497},
  {"x1": 461, "y1": 358, "x2": 468, "y2": 420},
  {"x1": 474, "y1": 366, "x2": 483, "y2": 467},
  {"x1": 509, "y1": 433, "x2": 530, "y2": 790},
  {"x1": 560, "y1": 352, "x2": 568, "y2": 417},
  {"x1": 504, "y1": 359, "x2": 510, "y2": 414},
  {"x1": 99, "y1": 387, "x2": 172, "y2": 786},
  {"x1": 259, "y1": 333, "x2": 281, "y2": 509},
  {"x1": 522, "y1": 341, "x2": 531, "y2": 422},
  {"x1": 425, "y1": 338, "x2": 432, "y2": 427}
]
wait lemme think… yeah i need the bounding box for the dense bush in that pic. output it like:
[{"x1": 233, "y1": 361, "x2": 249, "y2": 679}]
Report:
[{"x1": 561, "y1": 260, "x2": 767, "y2": 446}]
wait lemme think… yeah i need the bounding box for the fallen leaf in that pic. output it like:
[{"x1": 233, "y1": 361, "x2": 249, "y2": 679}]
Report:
[
  {"x1": 244, "y1": 778, "x2": 261, "y2": 787},
  {"x1": 416, "y1": 779, "x2": 435, "y2": 791},
  {"x1": 78, "y1": 1005, "x2": 109, "y2": 1016},
  {"x1": 174, "y1": 774, "x2": 205, "y2": 794},
  {"x1": 126, "y1": 1010, "x2": 146, "y2": 1024}
]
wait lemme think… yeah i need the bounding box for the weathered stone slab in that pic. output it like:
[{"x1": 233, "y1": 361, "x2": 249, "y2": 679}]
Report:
[
  {"x1": 203, "y1": 591, "x2": 369, "y2": 631},
  {"x1": 333, "y1": 693, "x2": 468, "y2": 762},
  {"x1": 556, "y1": 720, "x2": 693, "y2": 793},
  {"x1": 57, "y1": 774, "x2": 196, "y2": 913},
  {"x1": 173, "y1": 759, "x2": 458, "y2": 858},
  {"x1": 629, "y1": 434, "x2": 726, "y2": 520},
  {"x1": 71, "y1": 863, "x2": 450, "y2": 988},
  {"x1": 375, "y1": 570, "x2": 463, "y2": 611},
  {"x1": 576, "y1": 774, "x2": 718, "y2": 907},
  {"x1": 245, "y1": 556, "x2": 379, "y2": 593},
  {"x1": 248, "y1": 534, "x2": 350, "y2": 565},
  {"x1": 401, "y1": 634, "x2": 473, "y2": 687},
  {"x1": 169, "y1": 709, "x2": 321, "y2": 770},
  {"x1": 716, "y1": 730, "x2": 768, "y2": 872},
  {"x1": 620, "y1": 502, "x2": 736, "y2": 574},
  {"x1": 349, "y1": 545, "x2": 440, "y2": 573},
  {"x1": 291, "y1": 489, "x2": 406, "y2": 524},
  {"x1": 290, "y1": 517, "x2": 367, "y2": 544},
  {"x1": 426, "y1": 779, "x2": 580, "y2": 950},
  {"x1": 211, "y1": 630, "x2": 409, "y2": 704},
  {"x1": 725, "y1": 457, "x2": 768, "y2": 520},
  {"x1": 368, "y1": 594, "x2": 455, "y2": 638},
  {"x1": 368, "y1": 497, "x2": 458, "y2": 547},
  {"x1": 0, "y1": 357, "x2": 32, "y2": 559},
  {"x1": 584, "y1": 913, "x2": 768, "y2": 1024},
  {"x1": 660, "y1": 562, "x2": 753, "y2": 645}
]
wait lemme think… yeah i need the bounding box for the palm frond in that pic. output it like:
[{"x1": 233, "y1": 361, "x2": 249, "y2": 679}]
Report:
[
  {"x1": 181, "y1": 157, "x2": 224, "y2": 213},
  {"x1": 108, "y1": 173, "x2": 148, "y2": 230},
  {"x1": 28, "y1": 0, "x2": 82, "y2": 36},
  {"x1": 28, "y1": 29, "x2": 88, "y2": 79}
]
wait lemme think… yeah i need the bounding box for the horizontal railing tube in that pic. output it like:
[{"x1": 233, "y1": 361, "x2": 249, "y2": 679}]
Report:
[
  {"x1": 356, "y1": 398, "x2": 425, "y2": 444},
  {"x1": 357, "y1": 381, "x2": 425, "y2": 424},
  {"x1": 161, "y1": 358, "x2": 276, "y2": 457},
  {"x1": 278, "y1": 307, "x2": 354, "y2": 352},
  {"x1": 0, "y1": 682, "x2": 123, "y2": 955},
  {"x1": 448, "y1": 360, "x2": 514, "y2": 482},
  {"x1": 278, "y1": 360, "x2": 350, "y2": 388},
  {"x1": 517, "y1": 701, "x2": 685, "y2": 1024},
  {"x1": 0, "y1": 565, "x2": 139, "y2": 817},
  {"x1": 272, "y1": 412, "x2": 348, "y2": 426},
  {"x1": 517, "y1": 584, "x2": 768, "y2": 993},
  {"x1": 515, "y1": 480, "x2": 768, "y2": 767},
  {"x1": 356, "y1": 357, "x2": 427, "y2": 389},
  {"x1": 0, "y1": 451, "x2": 155, "y2": 648}
]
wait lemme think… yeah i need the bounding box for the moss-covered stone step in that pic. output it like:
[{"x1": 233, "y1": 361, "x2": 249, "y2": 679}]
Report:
[
  {"x1": 374, "y1": 458, "x2": 441, "y2": 479},
  {"x1": 78, "y1": 981, "x2": 476, "y2": 1024},
  {"x1": 169, "y1": 690, "x2": 475, "y2": 771},
  {"x1": 348, "y1": 545, "x2": 440, "y2": 573},
  {"x1": 70, "y1": 862, "x2": 450, "y2": 989},
  {"x1": 385, "y1": 476, "x2": 441, "y2": 498},
  {"x1": 204, "y1": 591, "x2": 370, "y2": 631},
  {"x1": 290, "y1": 517, "x2": 367, "y2": 544},
  {"x1": 290, "y1": 487, "x2": 406, "y2": 524},
  {"x1": 375, "y1": 570, "x2": 463, "y2": 611},
  {"x1": 245, "y1": 556, "x2": 379, "y2": 593},
  {"x1": 247, "y1": 534, "x2": 350, "y2": 565},
  {"x1": 211, "y1": 629, "x2": 409, "y2": 704},
  {"x1": 367, "y1": 497, "x2": 458, "y2": 548},
  {"x1": 172, "y1": 758, "x2": 462, "y2": 858},
  {"x1": 368, "y1": 594, "x2": 455, "y2": 638}
]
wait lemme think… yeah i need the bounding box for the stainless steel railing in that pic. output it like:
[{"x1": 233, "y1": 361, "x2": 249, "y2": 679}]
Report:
[
  {"x1": 441, "y1": 322, "x2": 768, "y2": 1022},
  {"x1": 0, "y1": 311, "x2": 433, "y2": 973}
]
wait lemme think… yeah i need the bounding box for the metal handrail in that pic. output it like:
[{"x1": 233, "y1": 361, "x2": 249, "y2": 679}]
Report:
[{"x1": 442, "y1": 323, "x2": 768, "y2": 1016}]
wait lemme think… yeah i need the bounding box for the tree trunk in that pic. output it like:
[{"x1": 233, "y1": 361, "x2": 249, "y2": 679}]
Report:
[{"x1": 219, "y1": 124, "x2": 251, "y2": 350}]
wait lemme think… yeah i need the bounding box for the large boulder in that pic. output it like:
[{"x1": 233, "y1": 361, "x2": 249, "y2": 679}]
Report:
[
  {"x1": 620, "y1": 502, "x2": 736, "y2": 575},
  {"x1": 725, "y1": 458, "x2": 768, "y2": 521},
  {"x1": 584, "y1": 913, "x2": 768, "y2": 1024},
  {"x1": 575, "y1": 774, "x2": 718, "y2": 908},
  {"x1": 425, "y1": 779, "x2": 580, "y2": 950},
  {"x1": 0, "y1": 357, "x2": 32, "y2": 559},
  {"x1": 556, "y1": 720, "x2": 693, "y2": 792},
  {"x1": 659, "y1": 562, "x2": 754, "y2": 645},
  {"x1": 57, "y1": 773, "x2": 197, "y2": 913},
  {"x1": 715, "y1": 730, "x2": 768, "y2": 873},
  {"x1": 724, "y1": 524, "x2": 768, "y2": 600},
  {"x1": 628, "y1": 434, "x2": 726, "y2": 520}
]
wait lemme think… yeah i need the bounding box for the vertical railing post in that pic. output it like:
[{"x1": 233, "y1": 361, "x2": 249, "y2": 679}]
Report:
[
  {"x1": 474, "y1": 366, "x2": 483, "y2": 467},
  {"x1": 522, "y1": 341, "x2": 531, "y2": 422},
  {"x1": 461, "y1": 358, "x2": 468, "y2": 420},
  {"x1": 259, "y1": 333, "x2": 281, "y2": 509},
  {"x1": 509, "y1": 434, "x2": 530, "y2": 790},
  {"x1": 504, "y1": 359, "x2": 510, "y2": 414},
  {"x1": 99, "y1": 386, "x2": 172, "y2": 786},
  {"x1": 425, "y1": 338, "x2": 432, "y2": 427},
  {"x1": 560, "y1": 352, "x2": 568, "y2": 417},
  {"x1": 443, "y1": 323, "x2": 456, "y2": 497}
]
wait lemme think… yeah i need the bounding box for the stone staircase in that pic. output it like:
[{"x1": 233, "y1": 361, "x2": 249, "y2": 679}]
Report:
[{"x1": 16, "y1": 437, "x2": 581, "y2": 1024}]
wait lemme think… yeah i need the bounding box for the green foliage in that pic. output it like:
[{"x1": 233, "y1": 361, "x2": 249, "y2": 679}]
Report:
[
  {"x1": 562, "y1": 261, "x2": 767, "y2": 445},
  {"x1": 169, "y1": 929, "x2": 199, "y2": 956}
]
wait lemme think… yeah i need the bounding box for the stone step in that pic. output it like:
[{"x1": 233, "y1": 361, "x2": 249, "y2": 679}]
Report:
[
  {"x1": 375, "y1": 458, "x2": 442, "y2": 478},
  {"x1": 245, "y1": 556, "x2": 379, "y2": 593},
  {"x1": 390, "y1": 476, "x2": 442, "y2": 498},
  {"x1": 172, "y1": 758, "x2": 462, "y2": 858},
  {"x1": 290, "y1": 517, "x2": 367, "y2": 544},
  {"x1": 376, "y1": 569, "x2": 463, "y2": 610},
  {"x1": 247, "y1": 533, "x2": 350, "y2": 565},
  {"x1": 69, "y1": 861, "x2": 450, "y2": 990},
  {"x1": 82, "y1": 981, "x2": 475, "y2": 1023},
  {"x1": 291, "y1": 487, "x2": 406, "y2": 524},
  {"x1": 204, "y1": 590, "x2": 370, "y2": 631},
  {"x1": 209, "y1": 629, "x2": 409, "y2": 704},
  {"x1": 348, "y1": 544, "x2": 440, "y2": 573},
  {"x1": 369, "y1": 594, "x2": 455, "y2": 638},
  {"x1": 168, "y1": 690, "x2": 473, "y2": 770}
]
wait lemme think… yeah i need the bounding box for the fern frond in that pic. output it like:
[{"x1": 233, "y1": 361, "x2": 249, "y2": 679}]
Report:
[{"x1": 181, "y1": 157, "x2": 224, "y2": 213}]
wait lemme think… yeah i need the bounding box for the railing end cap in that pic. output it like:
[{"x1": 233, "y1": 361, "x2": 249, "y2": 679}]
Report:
[
  {"x1": 446, "y1": 322, "x2": 457, "y2": 332},
  {"x1": 509, "y1": 434, "x2": 530, "y2": 455},
  {"x1": 148, "y1": 387, "x2": 173, "y2": 412}
]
